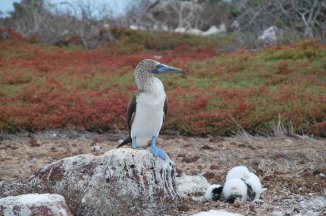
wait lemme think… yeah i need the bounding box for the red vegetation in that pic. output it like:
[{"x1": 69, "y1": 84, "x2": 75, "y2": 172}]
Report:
[
  {"x1": 0, "y1": 31, "x2": 325, "y2": 136},
  {"x1": 0, "y1": 27, "x2": 23, "y2": 41}
]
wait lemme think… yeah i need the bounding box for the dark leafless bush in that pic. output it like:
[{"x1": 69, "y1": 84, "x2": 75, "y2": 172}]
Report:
[
  {"x1": 232, "y1": 0, "x2": 325, "y2": 39},
  {"x1": 5, "y1": 0, "x2": 117, "y2": 48},
  {"x1": 3, "y1": 0, "x2": 325, "y2": 48},
  {"x1": 124, "y1": 0, "x2": 325, "y2": 41}
]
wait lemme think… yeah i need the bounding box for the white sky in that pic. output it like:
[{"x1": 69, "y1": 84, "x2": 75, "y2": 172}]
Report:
[{"x1": 0, "y1": 0, "x2": 130, "y2": 17}]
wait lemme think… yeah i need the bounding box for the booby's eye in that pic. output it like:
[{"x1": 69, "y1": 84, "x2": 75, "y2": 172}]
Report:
[{"x1": 152, "y1": 64, "x2": 164, "y2": 74}]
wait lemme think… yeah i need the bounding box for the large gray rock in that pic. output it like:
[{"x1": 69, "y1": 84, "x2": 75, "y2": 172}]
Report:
[
  {"x1": 29, "y1": 148, "x2": 178, "y2": 216},
  {"x1": 0, "y1": 193, "x2": 73, "y2": 216}
]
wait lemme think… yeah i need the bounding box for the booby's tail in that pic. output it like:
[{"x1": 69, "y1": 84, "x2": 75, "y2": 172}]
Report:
[{"x1": 117, "y1": 136, "x2": 132, "y2": 148}]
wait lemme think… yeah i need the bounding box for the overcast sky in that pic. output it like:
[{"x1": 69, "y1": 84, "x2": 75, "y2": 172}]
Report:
[
  {"x1": 1, "y1": 0, "x2": 22, "y2": 14},
  {"x1": 1, "y1": 0, "x2": 130, "y2": 17}
]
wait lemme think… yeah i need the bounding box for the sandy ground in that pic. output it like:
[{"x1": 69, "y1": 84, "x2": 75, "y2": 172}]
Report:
[{"x1": 0, "y1": 130, "x2": 325, "y2": 215}]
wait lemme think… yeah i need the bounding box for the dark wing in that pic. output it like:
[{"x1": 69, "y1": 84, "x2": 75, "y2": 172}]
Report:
[
  {"x1": 164, "y1": 96, "x2": 168, "y2": 119},
  {"x1": 126, "y1": 94, "x2": 137, "y2": 135},
  {"x1": 117, "y1": 95, "x2": 137, "y2": 148}
]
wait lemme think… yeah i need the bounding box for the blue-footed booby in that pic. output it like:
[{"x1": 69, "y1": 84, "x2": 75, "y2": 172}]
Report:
[{"x1": 117, "y1": 59, "x2": 185, "y2": 160}]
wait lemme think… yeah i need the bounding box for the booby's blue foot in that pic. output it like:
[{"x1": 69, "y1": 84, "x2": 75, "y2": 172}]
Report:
[
  {"x1": 150, "y1": 136, "x2": 166, "y2": 160},
  {"x1": 150, "y1": 146, "x2": 166, "y2": 160},
  {"x1": 132, "y1": 136, "x2": 140, "y2": 149}
]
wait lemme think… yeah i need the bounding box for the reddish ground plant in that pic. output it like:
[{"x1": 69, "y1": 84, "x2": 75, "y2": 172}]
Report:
[{"x1": 0, "y1": 31, "x2": 325, "y2": 136}]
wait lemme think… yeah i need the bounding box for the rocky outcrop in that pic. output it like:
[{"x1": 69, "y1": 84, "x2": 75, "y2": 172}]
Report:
[
  {"x1": 0, "y1": 193, "x2": 73, "y2": 216},
  {"x1": 29, "y1": 148, "x2": 178, "y2": 216}
]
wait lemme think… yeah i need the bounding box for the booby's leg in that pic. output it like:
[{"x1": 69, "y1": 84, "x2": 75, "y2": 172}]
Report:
[
  {"x1": 132, "y1": 136, "x2": 140, "y2": 149},
  {"x1": 150, "y1": 136, "x2": 166, "y2": 160}
]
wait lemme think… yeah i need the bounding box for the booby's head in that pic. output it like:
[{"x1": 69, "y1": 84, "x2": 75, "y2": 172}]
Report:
[{"x1": 134, "y1": 59, "x2": 185, "y2": 91}]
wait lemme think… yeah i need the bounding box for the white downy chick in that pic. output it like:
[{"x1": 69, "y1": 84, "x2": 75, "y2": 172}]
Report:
[
  {"x1": 226, "y1": 166, "x2": 251, "y2": 181},
  {"x1": 244, "y1": 172, "x2": 267, "y2": 202}
]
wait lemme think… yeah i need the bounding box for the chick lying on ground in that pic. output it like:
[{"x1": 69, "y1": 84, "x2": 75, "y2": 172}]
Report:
[{"x1": 204, "y1": 165, "x2": 267, "y2": 203}]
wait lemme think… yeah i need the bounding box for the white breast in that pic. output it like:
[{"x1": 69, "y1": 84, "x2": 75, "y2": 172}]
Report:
[{"x1": 131, "y1": 78, "x2": 166, "y2": 147}]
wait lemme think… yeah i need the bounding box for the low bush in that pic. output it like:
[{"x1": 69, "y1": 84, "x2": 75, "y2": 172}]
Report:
[{"x1": 0, "y1": 33, "x2": 325, "y2": 136}]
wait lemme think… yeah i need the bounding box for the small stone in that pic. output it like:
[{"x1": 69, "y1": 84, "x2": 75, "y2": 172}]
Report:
[
  {"x1": 0, "y1": 193, "x2": 73, "y2": 216},
  {"x1": 92, "y1": 145, "x2": 101, "y2": 152}
]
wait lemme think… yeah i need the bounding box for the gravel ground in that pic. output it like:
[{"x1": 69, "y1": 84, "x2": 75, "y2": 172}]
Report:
[{"x1": 0, "y1": 130, "x2": 325, "y2": 215}]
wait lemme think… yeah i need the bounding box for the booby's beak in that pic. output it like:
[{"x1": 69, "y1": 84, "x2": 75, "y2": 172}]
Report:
[{"x1": 153, "y1": 64, "x2": 185, "y2": 75}]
